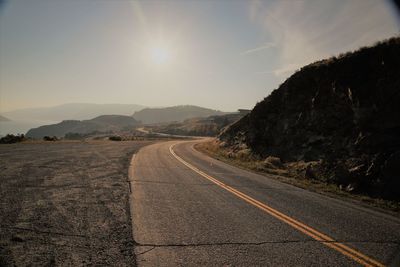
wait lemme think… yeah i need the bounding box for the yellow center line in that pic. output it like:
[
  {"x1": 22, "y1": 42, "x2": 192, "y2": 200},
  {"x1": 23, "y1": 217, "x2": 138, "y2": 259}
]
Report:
[{"x1": 169, "y1": 144, "x2": 385, "y2": 267}]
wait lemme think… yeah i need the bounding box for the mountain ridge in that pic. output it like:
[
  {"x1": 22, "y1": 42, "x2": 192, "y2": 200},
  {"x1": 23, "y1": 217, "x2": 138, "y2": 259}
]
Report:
[
  {"x1": 132, "y1": 105, "x2": 228, "y2": 124},
  {"x1": 26, "y1": 115, "x2": 139, "y2": 138},
  {"x1": 148, "y1": 113, "x2": 244, "y2": 137}
]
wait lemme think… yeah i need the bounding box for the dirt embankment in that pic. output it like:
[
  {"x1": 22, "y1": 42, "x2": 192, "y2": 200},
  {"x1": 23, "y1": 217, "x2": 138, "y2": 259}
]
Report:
[{"x1": 0, "y1": 141, "x2": 151, "y2": 266}]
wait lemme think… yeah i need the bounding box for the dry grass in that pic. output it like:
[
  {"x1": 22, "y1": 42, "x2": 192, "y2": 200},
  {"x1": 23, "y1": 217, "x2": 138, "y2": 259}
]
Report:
[{"x1": 195, "y1": 140, "x2": 400, "y2": 215}]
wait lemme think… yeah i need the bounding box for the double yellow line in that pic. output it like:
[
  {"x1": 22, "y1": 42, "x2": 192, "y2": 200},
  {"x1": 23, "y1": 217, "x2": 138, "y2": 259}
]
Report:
[{"x1": 169, "y1": 144, "x2": 385, "y2": 267}]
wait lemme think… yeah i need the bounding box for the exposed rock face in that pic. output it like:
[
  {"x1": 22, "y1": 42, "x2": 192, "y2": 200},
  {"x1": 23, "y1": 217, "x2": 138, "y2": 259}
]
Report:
[{"x1": 220, "y1": 38, "x2": 400, "y2": 200}]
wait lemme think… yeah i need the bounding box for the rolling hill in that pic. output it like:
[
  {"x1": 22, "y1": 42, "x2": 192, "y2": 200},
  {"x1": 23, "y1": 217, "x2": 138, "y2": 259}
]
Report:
[
  {"x1": 26, "y1": 115, "x2": 140, "y2": 138},
  {"x1": 132, "y1": 105, "x2": 227, "y2": 124},
  {"x1": 0, "y1": 115, "x2": 10, "y2": 121},
  {"x1": 149, "y1": 113, "x2": 245, "y2": 137}
]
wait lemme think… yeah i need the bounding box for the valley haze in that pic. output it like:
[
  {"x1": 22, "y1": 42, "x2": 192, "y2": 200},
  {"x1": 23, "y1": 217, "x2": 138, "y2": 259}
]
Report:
[
  {"x1": 0, "y1": 103, "x2": 233, "y2": 136},
  {"x1": 0, "y1": 103, "x2": 145, "y2": 136}
]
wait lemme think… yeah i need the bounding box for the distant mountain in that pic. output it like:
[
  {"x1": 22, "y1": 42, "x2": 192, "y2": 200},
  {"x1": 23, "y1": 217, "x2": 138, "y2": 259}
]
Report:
[
  {"x1": 150, "y1": 113, "x2": 244, "y2": 137},
  {"x1": 26, "y1": 115, "x2": 139, "y2": 138},
  {"x1": 132, "y1": 105, "x2": 227, "y2": 124},
  {"x1": 4, "y1": 103, "x2": 145, "y2": 122},
  {"x1": 0, "y1": 115, "x2": 10, "y2": 121}
]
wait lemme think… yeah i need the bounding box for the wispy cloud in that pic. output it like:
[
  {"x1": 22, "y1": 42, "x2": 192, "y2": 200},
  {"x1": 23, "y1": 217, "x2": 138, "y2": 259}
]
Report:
[
  {"x1": 241, "y1": 42, "x2": 276, "y2": 55},
  {"x1": 248, "y1": 0, "x2": 399, "y2": 80}
]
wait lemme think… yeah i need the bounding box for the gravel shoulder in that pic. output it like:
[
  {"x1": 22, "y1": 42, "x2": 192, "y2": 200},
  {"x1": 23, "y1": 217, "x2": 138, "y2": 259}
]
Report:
[{"x1": 0, "y1": 141, "x2": 153, "y2": 266}]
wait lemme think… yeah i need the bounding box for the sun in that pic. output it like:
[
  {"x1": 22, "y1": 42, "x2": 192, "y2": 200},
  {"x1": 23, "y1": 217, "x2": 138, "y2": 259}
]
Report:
[{"x1": 150, "y1": 46, "x2": 170, "y2": 65}]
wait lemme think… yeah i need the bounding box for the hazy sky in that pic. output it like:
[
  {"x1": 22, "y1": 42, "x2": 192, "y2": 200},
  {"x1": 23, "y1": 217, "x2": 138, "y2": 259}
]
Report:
[{"x1": 0, "y1": 0, "x2": 399, "y2": 112}]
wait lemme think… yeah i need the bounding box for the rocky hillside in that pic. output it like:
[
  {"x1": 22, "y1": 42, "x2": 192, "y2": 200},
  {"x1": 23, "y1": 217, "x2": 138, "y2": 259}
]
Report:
[
  {"x1": 220, "y1": 37, "x2": 400, "y2": 200},
  {"x1": 26, "y1": 115, "x2": 139, "y2": 138},
  {"x1": 132, "y1": 105, "x2": 227, "y2": 124}
]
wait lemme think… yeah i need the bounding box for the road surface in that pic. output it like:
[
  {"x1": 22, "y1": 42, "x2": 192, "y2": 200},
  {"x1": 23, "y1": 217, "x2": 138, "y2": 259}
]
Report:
[{"x1": 129, "y1": 139, "x2": 400, "y2": 266}]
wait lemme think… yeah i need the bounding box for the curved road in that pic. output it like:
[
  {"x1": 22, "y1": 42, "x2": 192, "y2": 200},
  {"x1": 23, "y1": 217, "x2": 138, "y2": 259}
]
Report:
[{"x1": 129, "y1": 139, "x2": 400, "y2": 266}]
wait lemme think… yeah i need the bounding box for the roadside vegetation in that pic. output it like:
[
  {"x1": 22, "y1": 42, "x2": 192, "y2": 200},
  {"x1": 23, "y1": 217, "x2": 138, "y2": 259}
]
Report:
[
  {"x1": 0, "y1": 134, "x2": 26, "y2": 144},
  {"x1": 197, "y1": 138, "x2": 400, "y2": 213}
]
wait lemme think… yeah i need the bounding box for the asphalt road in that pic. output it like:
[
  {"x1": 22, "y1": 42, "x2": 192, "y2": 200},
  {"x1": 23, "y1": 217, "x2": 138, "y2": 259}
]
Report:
[{"x1": 130, "y1": 140, "x2": 400, "y2": 266}]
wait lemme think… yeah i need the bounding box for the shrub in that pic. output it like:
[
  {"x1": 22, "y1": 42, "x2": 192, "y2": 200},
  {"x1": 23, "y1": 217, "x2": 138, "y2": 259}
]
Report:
[
  {"x1": 0, "y1": 134, "x2": 26, "y2": 144},
  {"x1": 43, "y1": 136, "x2": 58, "y2": 141},
  {"x1": 264, "y1": 156, "x2": 283, "y2": 169},
  {"x1": 109, "y1": 136, "x2": 122, "y2": 141}
]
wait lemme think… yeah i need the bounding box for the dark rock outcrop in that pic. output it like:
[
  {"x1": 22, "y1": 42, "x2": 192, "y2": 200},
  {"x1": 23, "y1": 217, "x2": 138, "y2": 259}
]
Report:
[{"x1": 220, "y1": 37, "x2": 400, "y2": 200}]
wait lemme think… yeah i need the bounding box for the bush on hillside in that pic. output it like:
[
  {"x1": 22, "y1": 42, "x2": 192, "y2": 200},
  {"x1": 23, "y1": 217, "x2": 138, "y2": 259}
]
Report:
[
  {"x1": 109, "y1": 135, "x2": 122, "y2": 141},
  {"x1": 43, "y1": 136, "x2": 59, "y2": 141},
  {"x1": 0, "y1": 134, "x2": 26, "y2": 144}
]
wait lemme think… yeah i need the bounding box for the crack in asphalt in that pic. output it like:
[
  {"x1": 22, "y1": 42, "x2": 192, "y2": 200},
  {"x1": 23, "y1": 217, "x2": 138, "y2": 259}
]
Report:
[
  {"x1": 129, "y1": 179, "x2": 301, "y2": 192},
  {"x1": 129, "y1": 179, "x2": 214, "y2": 186},
  {"x1": 3, "y1": 184, "x2": 91, "y2": 189},
  {"x1": 134, "y1": 239, "x2": 400, "y2": 256},
  {"x1": 2, "y1": 226, "x2": 87, "y2": 238},
  {"x1": 131, "y1": 165, "x2": 188, "y2": 170}
]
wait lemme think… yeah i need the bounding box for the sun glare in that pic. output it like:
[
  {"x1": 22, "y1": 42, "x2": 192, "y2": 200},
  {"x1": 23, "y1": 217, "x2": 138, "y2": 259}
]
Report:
[{"x1": 151, "y1": 47, "x2": 170, "y2": 65}]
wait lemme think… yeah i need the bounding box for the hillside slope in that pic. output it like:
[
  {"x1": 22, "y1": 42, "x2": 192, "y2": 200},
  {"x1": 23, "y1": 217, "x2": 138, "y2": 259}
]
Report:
[
  {"x1": 26, "y1": 115, "x2": 139, "y2": 138},
  {"x1": 0, "y1": 115, "x2": 10, "y2": 121},
  {"x1": 150, "y1": 113, "x2": 244, "y2": 137},
  {"x1": 220, "y1": 37, "x2": 400, "y2": 200},
  {"x1": 132, "y1": 105, "x2": 226, "y2": 124}
]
